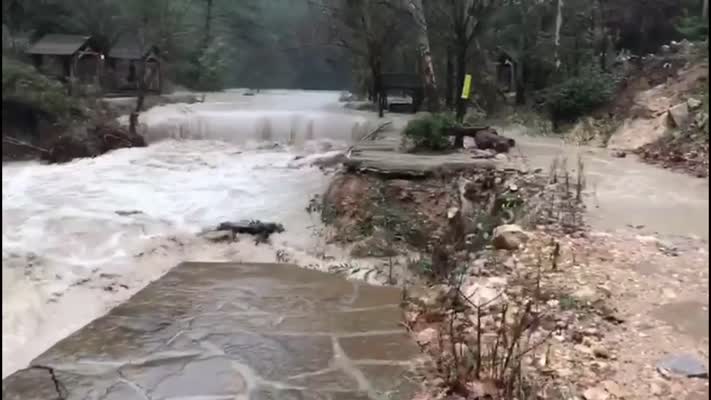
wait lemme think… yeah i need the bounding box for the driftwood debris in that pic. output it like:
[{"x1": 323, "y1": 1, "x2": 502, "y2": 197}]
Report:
[
  {"x1": 216, "y1": 220, "x2": 285, "y2": 244},
  {"x1": 2, "y1": 137, "x2": 49, "y2": 155},
  {"x1": 345, "y1": 121, "x2": 393, "y2": 157},
  {"x1": 447, "y1": 126, "x2": 516, "y2": 153}
]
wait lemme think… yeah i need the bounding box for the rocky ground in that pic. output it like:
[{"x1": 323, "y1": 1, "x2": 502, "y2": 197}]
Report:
[
  {"x1": 403, "y1": 228, "x2": 708, "y2": 400},
  {"x1": 636, "y1": 127, "x2": 709, "y2": 178},
  {"x1": 318, "y1": 135, "x2": 708, "y2": 399}
]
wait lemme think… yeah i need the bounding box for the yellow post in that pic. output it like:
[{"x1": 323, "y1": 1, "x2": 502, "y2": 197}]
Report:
[{"x1": 461, "y1": 73, "x2": 472, "y2": 100}]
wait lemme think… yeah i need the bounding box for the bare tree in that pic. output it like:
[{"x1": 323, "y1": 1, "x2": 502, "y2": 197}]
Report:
[
  {"x1": 316, "y1": 0, "x2": 413, "y2": 117},
  {"x1": 428, "y1": 0, "x2": 500, "y2": 119},
  {"x1": 128, "y1": 15, "x2": 148, "y2": 135},
  {"x1": 554, "y1": 0, "x2": 564, "y2": 70},
  {"x1": 409, "y1": 0, "x2": 440, "y2": 112}
]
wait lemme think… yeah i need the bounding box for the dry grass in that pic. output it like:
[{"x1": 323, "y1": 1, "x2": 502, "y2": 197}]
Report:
[{"x1": 403, "y1": 158, "x2": 588, "y2": 399}]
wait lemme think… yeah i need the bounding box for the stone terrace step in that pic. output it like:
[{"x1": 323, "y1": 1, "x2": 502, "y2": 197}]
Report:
[{"x1": 2, "y1": 262, "x2": 420, "y2": 400}]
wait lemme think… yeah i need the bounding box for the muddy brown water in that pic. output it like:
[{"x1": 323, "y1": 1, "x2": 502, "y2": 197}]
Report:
[{"x1": 501, "y1": 126, "x2": 709, "y2": 242}]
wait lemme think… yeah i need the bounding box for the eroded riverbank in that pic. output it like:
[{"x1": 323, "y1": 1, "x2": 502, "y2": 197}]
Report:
[{"x1": 3, "y1": 91, "x2": 708, "y2": 399}]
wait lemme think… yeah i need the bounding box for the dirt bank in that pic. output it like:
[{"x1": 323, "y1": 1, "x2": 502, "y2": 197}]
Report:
[
  {"x1": 3, "y1": 107, "x2": 147, "y2": 163},
  {"x1": 318, "y1": 157, "x2": 590, "y2": 398},
  {"x1": 593, "y1": 46, "x2": 710, "y2": 178},
  {"x1": 320, "y1": 144, "x2": 706, "y2": 399},
  {"x1": 321, "y1": 162, "x2": 583, "y2": 264}
]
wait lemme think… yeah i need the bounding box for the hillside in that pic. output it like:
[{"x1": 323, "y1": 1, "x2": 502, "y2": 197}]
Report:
[{"x1": 604, "y1": 42, "x2": 709, "y2": 177}]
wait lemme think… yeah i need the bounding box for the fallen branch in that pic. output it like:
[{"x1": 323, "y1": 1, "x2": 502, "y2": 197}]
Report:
[
  {"x1": 345, "y1": 121, "x2": 393, "y2": 158},
  {"x1": 3, "y1": 137, "x2": 49, "y2": 154}
]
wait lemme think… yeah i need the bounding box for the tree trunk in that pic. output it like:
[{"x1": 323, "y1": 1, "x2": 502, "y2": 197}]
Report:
[
  {"x1": 593, "y1": 0, "x2": 608, "y2": 71},
  {"x1": 445, "y1": 47, "x2": 454, "y2": 108},
  {"x1": 130, "y1": 17, "x2": 149, "y2": 136},
  {"x1": 514, "y1": 60, "x2": 525, "y2": 105},
  {"x1": 371, "y1": 61, "x2": 384, "y2": 118},
  {"x1": 130, "y1": 59, "x2": 153, "y2": 135},
  {"x1": 455, "y1": 46, "x2": 467, "y2": 121},
  {"x1": 409, "y1": 0, "x2": 440, "y2": 112},
  {"x1": 554, "y1": 0, "x2": 564, "y2": 70},
  {"x1": 703, "y1": 0, "x2": 708, "y2": 19},
  {"x1": 204, "y1": 0, "x2": 214, "y2": 46}
]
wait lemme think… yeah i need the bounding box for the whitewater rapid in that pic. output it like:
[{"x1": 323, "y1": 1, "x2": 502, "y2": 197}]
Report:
[{"x1": 1, "y1": 90, "x2": 379, "y2": 377}]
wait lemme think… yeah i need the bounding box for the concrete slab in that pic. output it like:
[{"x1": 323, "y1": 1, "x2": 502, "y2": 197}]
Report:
[
  {"x1": 346, "y1": 150, "x2": 501, "y2": 177},
  {"x1": 2, "y1": 262, "x2": 420, "y2": 400}
]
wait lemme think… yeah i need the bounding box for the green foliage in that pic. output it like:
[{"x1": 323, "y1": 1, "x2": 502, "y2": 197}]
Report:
[
  {"x1": 2, "y1": 56, "x2": 77, "y2": 119},
  {"x1": 558, "y1": 294, "x2": 581, "y2": 311},
  {"x1": 675, "y1": 16, "x2": 709, "y2": 42},
  {"x1": 193, "y1": 39, "x2": 229, "y2": 91},
  {"x1": 543, "y1": 67, "x2": 620, "y2": 123},
  {"x1": 403, "y1": 113, "x2": 458, "y2": 151},
  {"x1": 408, "y1": 257, "x2": 433, "y2": 276}
]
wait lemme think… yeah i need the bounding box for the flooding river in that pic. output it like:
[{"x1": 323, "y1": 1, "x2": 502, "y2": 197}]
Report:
[
  {"x1": 3, "y1": 89, "x2": 708, "y2": 378},
  {"x1": 1, "y1": 90, "x2": 379, "y2": 377}
]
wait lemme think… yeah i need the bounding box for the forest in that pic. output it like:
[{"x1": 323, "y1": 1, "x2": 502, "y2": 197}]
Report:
[
  {"x1": 2, "y1": 0, "x2": 708, "y2": 115},
  {"x1": 2, "y1": 0, "x2": 350, "y2": 90}
]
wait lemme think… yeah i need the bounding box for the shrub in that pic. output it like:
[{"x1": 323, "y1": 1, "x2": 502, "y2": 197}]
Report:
[
  {"x1": 194, "y1": 39, "x2": 229, "y2": 91},
  {"x1": 403, "y1": 113, "x2": 458, "y2": 151},
  {"x1": 675, "y1": 16, "x2": 709, "y2": 42},
  {"x1": 2, "y1": 56, "x2": 77, "y2": 119},
  {"x1": 543, "y1": 67, "x2": 619, "y2": 124}
]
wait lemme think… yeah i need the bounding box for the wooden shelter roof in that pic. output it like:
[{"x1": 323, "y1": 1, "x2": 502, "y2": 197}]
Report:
[
  {"x1": 108, "y1": 34, "x2": 158, "y2": 60},
  {"x1": 26, "y1": 34, "x2": 91, "y2": 56}
]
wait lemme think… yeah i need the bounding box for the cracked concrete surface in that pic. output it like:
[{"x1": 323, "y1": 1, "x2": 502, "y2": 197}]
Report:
[{"x1": 2, "y1": 262, "x2": 420, "y2": 400}]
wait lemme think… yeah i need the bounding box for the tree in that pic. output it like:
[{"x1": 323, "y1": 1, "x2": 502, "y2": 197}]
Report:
[
  {"x1": 554, "y1": 0, "x2": 564, "y2": 70},
  {"x1": 489, "y1": 0, "x2": 556, "y2": 104},
  {"x1": 428, "y1": 0, "x2": 501, "y2": 116},
  {"x1": 319, "y1": 0, "x2": 414, "y2": 117}
]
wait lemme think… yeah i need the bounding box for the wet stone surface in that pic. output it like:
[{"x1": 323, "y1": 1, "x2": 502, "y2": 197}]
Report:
[{"x1": 2, "y1": 262, "x2": 420, "y2": 400}]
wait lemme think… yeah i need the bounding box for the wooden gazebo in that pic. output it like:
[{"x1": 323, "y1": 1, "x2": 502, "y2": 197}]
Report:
[
  {"x1": 105, "y1": 33, "x2": 162, "y2": 94},
  {"x1": 25, "y1": 34, "x2": 100, "y2": 83}
]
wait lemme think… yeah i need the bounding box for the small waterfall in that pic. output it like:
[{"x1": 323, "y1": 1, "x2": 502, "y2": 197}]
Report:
[
  {"x1": 123, "y1": 104, "x2": 372, "y2": 150},
  {"x1": 258, "y1": 116, "x2": 273, "y2": 142},
  {"x1": 304, "y1": 119, "x2": 315, "y2": 142}
]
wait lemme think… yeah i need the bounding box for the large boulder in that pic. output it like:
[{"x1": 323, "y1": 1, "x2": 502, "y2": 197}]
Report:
[
  {"x1": 492, "y1": 224, "x2": 528, "y2": 250},
  {"x1": 667, "y1": 102, "x2": 691, "y2": 128},
  {"x1": 687, "y1": 97, "x2": 703, "y2": 110},
  {"x1": 607, "y1": 113, "x2": 668, "y2": 150},
  {"x1": 461, "y1": 276, "x2": 508, "y2": 307}
]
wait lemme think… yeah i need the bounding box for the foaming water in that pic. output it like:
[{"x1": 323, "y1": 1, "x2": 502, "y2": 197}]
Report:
[
  {"x1": 2, "y1": 90, "x2": 381, "y2": 377},
  {"x1": 121, "y1": 89, "x2": 377, "y2": 147},
  {"x1": 130, "y1": 107, "x2": 375, "y2": 147}
]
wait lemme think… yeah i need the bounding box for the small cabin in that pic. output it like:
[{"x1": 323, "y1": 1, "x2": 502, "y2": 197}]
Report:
[
  {"x1": 25, "y1": 34, "x2": 100, "y2": 84},
  {"x1": 105, "y1": 34, "x2": 162, "y2": 94}
]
